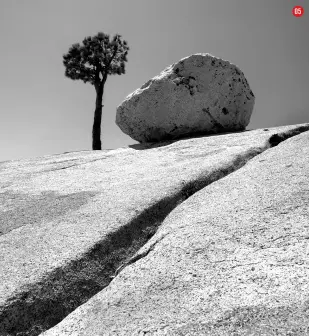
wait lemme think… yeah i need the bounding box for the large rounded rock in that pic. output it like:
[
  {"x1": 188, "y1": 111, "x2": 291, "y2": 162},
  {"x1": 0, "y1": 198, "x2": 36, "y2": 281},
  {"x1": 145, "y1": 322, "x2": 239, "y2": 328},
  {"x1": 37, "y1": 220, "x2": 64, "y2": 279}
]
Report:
[{"x1": 116, "y1": 53, "x2": 255, "y2": 142}]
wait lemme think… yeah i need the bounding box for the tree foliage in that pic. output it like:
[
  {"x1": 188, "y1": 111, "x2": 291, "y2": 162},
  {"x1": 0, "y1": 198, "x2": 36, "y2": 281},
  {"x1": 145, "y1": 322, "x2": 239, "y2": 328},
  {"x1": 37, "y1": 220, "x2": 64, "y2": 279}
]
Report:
[{"x1": 63, "y1": 32, "x2": 129, "y2": 86}]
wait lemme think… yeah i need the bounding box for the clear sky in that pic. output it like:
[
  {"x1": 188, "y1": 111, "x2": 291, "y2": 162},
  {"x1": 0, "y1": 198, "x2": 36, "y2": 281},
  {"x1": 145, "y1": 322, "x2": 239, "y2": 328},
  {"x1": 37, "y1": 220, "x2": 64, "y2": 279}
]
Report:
[{"x1": 0, "y1": 0, "x2": 308, "y2": 162}]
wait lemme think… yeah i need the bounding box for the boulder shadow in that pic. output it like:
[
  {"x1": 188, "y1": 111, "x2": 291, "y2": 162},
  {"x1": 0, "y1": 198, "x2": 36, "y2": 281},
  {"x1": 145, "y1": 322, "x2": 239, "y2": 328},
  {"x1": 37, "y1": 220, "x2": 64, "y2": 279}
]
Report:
[{"x1": 128, "y1": 129, "x2": 252, "y2": 150}]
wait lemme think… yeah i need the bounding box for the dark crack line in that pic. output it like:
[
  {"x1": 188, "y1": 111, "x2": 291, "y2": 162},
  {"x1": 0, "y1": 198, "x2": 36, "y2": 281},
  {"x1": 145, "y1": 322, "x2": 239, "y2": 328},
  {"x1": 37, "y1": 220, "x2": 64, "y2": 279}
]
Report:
[
  {"x1": 50, "y1": 164, "x2": 80, "y2": 171},
  {"x1": 111, "y1": 233, "x2": 170, "y2": 278},
  {"x1": 202, "y1": 108, "x2": 226, "y2": 131},
  {"x1": 109, "y1": 125, "x2": 309, "y2": 278},
  {"x1": 41, "y1": 157, "x2": 110, "y2": 173}
]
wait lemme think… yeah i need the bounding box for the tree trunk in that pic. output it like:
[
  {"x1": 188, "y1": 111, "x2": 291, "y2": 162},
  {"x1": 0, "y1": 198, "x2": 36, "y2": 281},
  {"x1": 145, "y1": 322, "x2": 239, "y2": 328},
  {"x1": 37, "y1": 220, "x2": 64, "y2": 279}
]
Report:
[{"x1": 92, "y1": 83, "x2": 104, "y2": 150}]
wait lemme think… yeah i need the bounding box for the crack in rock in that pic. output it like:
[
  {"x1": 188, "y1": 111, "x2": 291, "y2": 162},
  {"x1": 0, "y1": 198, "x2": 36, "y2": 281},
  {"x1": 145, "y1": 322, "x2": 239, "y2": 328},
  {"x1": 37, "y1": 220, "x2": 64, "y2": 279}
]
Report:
[
  {"x1": 111, "y1": 232, "x2": 170, "y2": 278},
  {"x1": 42, "y1": 157, "x2": 110, "y2": 173},
  {"x1": 107, "y1": 125, "x2": 309, "y2": 279},
  {"x1": 202, "y1": 107, "x2": 226, "y2": 131}
]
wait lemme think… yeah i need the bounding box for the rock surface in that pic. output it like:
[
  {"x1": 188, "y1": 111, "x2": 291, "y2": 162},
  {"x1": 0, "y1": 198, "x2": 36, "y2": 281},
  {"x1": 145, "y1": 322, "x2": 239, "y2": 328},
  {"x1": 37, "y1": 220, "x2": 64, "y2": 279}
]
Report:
[
  {"x1": 116, "y1": 53, "x2": 255, "y2": 143},
  {"x1": 42, "y1": 127, "x2": 309, "y2": 336},
  {"x1": 0, "y1": 123, "x2": 308, "y2": 336}
]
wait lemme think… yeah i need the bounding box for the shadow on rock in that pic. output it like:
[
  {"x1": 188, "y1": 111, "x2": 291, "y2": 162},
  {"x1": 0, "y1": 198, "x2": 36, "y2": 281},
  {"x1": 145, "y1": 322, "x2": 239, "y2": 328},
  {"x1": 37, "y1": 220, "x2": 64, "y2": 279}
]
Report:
[{"x1": 129, "y1": 129, "x2": 251, "y2": 150}]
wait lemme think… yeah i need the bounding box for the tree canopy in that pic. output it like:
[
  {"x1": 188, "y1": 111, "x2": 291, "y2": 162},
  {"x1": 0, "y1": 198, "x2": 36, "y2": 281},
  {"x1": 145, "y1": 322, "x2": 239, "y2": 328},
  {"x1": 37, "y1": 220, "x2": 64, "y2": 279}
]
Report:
[{"x1": 63, "y1": 32, "x2": 129, "y2": 86}]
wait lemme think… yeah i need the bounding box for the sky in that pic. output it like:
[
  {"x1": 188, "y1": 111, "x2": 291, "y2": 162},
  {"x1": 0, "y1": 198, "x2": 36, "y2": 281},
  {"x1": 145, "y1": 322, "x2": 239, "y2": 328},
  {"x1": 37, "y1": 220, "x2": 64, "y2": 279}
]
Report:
[{"x1": 0, "y1": 0, "x2": 308, "y2": 162}]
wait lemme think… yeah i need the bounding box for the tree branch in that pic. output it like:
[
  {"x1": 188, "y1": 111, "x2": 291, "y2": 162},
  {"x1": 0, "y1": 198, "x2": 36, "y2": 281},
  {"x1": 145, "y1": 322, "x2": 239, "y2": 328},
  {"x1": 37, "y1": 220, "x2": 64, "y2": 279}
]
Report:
[{"x1": 105, "y1": 46, "x2": 118, "y2": 72}]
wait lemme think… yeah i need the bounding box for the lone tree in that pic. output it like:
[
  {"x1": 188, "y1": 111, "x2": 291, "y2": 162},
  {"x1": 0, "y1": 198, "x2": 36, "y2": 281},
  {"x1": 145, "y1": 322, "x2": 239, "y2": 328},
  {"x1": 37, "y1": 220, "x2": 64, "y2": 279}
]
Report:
[{"x1": 63, "y1": 32, "x2": 129, "y2": 150}]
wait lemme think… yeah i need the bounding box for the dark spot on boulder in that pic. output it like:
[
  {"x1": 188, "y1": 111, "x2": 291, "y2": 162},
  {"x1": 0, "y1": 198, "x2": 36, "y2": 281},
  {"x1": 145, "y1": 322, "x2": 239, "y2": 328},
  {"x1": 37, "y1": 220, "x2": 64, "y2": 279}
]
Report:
[
  {"x1": 175, "y1": 68, "x2": 179, "y2": 74},
  {"x1": 211, "y1": 60, "x2": 215, "y2": 66},
  {"x1": 238, "y1": 78, "x2": 241, "y2": 82},
  {"x1": 222, "y1": 107, "x2": 229, "y2": 115},
  {"x1": 263, "y1": 129, "x2": 269, "y2": 131}
]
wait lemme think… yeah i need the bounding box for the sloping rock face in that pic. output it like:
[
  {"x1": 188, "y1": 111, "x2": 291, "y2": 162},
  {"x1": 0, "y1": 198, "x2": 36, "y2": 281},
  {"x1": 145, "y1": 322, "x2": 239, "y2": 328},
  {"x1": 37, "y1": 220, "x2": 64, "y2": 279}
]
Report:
[
  {"x1": 116, "y1": 54, "x2": 255, "y2": 142},
  {"x1": 0, "y1": 124, "x2": 309, "y2": 336},
  {"x1": 42, "y1": 127, "x2": 309, "y2": 336}
]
